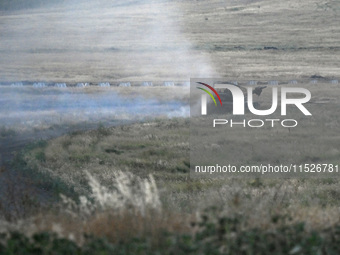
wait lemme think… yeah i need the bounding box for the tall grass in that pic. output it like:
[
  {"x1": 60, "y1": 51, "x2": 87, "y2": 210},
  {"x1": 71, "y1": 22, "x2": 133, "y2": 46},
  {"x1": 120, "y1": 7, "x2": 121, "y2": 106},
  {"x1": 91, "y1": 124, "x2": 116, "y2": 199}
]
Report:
[
  {"x1": 0, "y1": 170, "x2": 339, "y2": 254},
  {"x1": 61, "y1": 171, "x2": 161, "y2": 217},
  {"x1": 1, "y1": 118, "x2": 340, "y2": 253}
]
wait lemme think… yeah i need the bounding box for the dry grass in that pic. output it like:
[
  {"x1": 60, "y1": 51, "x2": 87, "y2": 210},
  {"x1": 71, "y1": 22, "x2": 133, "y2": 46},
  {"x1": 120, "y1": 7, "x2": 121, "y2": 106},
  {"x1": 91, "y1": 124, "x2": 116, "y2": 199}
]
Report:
[
  {"x1": 23, "y1": 118, "x2": 190, "y2": 195},
  {"x1": 1, "y1": 149, "x2": 340, "y2": 253},
  {"x1": 21, "y1": 117, "x2": 340, "y2": 224},
  {"x1": 0, "y1": 0, "x2": 339, "y2": 252},
  {"x1": 84, "y1": 210, "x2": 191, "y2": 246},
  {"x1": 8, "y1": 82, "x2": 340, "y2": 237},
  {"x1": 1, "y1": 168, "x2": 339, "y2": 249},
  {"x1": 0, "y1": 171, "x2": 192, "y2": 247},
  {"x1": 0, "y1": 0, "x2": 339, "y2": 82}
]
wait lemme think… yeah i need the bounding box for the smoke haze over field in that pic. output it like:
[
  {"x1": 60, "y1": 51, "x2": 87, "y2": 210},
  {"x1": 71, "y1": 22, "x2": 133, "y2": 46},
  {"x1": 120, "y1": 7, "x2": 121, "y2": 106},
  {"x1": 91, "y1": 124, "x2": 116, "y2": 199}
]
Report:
[
  {"x1": 0, "y1": 0, "x2": 339, "y2": 133},
  {"x1": 0, "y1": 1, "x2": 214, "y2": 135},
  {"x1": 0, "y1": 86, "x2": 189, "y2": 132},
  {"x1": 0, "y1": 0, "x2": 217, "y2": 82}
]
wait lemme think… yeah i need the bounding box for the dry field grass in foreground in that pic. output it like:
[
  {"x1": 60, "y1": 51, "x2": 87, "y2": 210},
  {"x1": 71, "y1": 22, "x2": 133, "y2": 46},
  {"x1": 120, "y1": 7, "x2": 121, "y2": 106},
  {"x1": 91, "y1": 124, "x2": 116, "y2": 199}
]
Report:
[{"x1": 1, "y1": 116, "x2": 340, "y2": 254}]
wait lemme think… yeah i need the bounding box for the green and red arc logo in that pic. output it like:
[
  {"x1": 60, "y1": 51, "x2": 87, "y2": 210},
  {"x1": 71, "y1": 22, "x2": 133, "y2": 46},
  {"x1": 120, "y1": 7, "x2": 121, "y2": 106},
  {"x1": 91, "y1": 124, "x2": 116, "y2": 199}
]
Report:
[{"x1": 196, "y1": 82, "x2": 222, "y2": 106}]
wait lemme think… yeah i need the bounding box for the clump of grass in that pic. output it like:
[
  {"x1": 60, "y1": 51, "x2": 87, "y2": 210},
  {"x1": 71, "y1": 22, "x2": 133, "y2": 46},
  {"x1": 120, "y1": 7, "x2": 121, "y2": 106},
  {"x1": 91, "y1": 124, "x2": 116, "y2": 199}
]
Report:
[
  {"x1": 0, "y1": 170, "x2": 190, "y2": 250},
  {"x1": 61, "y1": 171, "x2": 161, "y2": 217}
]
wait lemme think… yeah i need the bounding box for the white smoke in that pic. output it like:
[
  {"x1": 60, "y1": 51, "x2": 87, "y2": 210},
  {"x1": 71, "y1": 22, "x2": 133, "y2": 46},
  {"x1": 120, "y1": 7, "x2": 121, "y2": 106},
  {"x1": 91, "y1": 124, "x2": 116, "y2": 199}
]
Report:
[{"x1": 0, "y1": 86, "x2": 189, "y2": 132}]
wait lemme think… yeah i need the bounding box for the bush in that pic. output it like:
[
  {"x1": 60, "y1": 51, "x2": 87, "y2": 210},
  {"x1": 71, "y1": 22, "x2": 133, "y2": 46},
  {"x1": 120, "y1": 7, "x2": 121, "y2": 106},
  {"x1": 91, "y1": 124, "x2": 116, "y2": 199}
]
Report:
[{"x1": 0, "y1": 216, "x2": 339, "y2": 254}]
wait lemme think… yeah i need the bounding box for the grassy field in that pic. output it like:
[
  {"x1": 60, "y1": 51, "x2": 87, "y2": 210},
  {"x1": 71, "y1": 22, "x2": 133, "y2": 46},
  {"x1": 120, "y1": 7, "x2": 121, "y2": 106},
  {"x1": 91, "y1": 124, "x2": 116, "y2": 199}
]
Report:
[
  {"x1": 0, "y1": 0, "x2": 340, "y2": 254},
  {"x1": 0, "y1": 0, "x2": 339, "y2": 82},
  {"x1": 2, "y1": 116, "x2": 339, "y2": 254}
]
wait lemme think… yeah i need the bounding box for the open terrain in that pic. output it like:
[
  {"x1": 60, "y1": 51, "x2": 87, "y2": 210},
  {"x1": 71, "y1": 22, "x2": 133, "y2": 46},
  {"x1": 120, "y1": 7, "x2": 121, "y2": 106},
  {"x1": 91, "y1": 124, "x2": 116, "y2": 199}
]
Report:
[
  {"x1": 0, "y1": 0, "x2": 339, "y2": 82},
  {"x1": 3, "y1": 114, "x2": 340, "y2": 254},
  {"x1": 0, "y1": 0, "x2": 339, "y2": 254}
]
